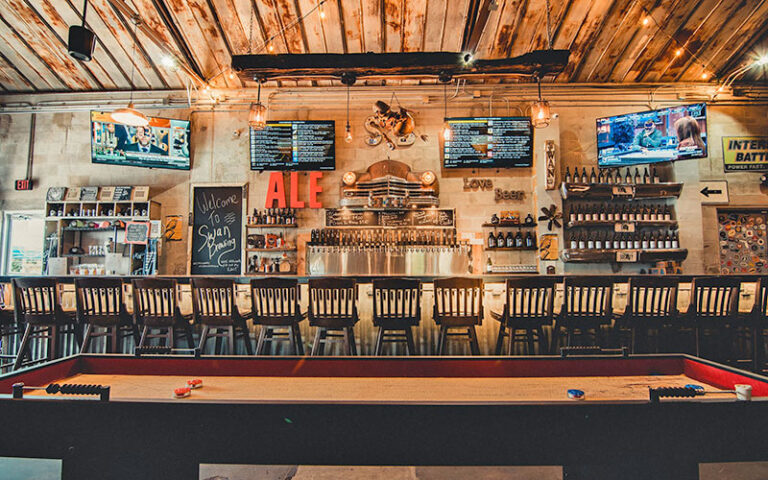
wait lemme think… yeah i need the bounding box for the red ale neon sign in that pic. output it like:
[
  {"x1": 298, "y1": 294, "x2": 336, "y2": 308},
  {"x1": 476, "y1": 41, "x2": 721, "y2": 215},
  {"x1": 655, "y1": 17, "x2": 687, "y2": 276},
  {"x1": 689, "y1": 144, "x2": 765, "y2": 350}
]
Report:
[{"x1": 264, "y1": 172, "x2": 323, "y2": 209}]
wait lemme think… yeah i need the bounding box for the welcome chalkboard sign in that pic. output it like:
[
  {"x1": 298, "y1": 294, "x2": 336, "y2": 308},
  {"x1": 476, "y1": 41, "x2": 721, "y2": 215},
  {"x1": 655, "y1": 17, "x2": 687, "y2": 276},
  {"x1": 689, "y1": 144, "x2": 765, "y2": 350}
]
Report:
[{"x1": 191, "y1": 186, "x2": 243, "y2": 275}]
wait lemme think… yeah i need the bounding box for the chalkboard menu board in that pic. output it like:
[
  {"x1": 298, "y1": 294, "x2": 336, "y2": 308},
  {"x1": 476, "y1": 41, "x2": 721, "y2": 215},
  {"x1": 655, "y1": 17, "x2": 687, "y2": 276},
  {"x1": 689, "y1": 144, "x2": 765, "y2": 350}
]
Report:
[
  {"x1": 443, "y1": 117, "x2": 533, "y2": 169},
  {"x1": 250, "y1": 121, "x2": 335, "y2": 171},
  {"x1": 325, "y1": 209, "x2": 454, "y2": 227},
  {"x1": 191, "y1": 186, "x2": 243, "y2": 275}
]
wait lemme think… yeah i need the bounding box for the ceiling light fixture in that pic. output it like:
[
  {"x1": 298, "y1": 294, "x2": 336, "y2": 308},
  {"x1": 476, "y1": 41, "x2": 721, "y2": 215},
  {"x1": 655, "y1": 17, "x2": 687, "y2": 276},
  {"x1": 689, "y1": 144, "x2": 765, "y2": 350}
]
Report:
[
  {"x1": 249, "y1": 80, "x2": 267, "y2": 130},
  {"x1": 675, "y1": 48, "x2": 683, "y2": 57},
  {"x1": 341, "y1": 72, "x2": 356, "y2": 144},
  {"x1": 441, "y1": 76, "x2": 452, "y2": 142},
  {"x1": 68, "y1": 0, "x2": 96, "y2": 61},
  {"x1": 531, "y1": 76, "x2": 551, "y2": 128},
  {"x1": 110, "y1": 16, "x2": 148, "y2": 127},
  {"x1": 642, "y1": 16, "x2": 651, "y2": 27}
]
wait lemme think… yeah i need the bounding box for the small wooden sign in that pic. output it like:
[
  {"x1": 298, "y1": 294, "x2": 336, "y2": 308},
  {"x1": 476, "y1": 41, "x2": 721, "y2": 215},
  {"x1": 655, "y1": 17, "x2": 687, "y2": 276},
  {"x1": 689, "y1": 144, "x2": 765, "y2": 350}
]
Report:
[
  {"x1": 164, "y1": 215, "x2": 183, "y2": 241},
  {"x1": 545, "y1": 140, "x2": 557, "y2": 190},
  {"x1": 64, "y1": 187, "x2": 81, "y2": 202},
  {"x1": 80, "y1": 186, "x2": 99, "y2": 201},
  {"x1": 46, "y1": 187, "x2": 67, "y2": 202},
  {"x1": 125, "y1": 221, "x2": 150, "y2": 245},
  {"x1": 99, "y1": 186, "x2": 115, "y2": 201},
  {"x1": 616, "y1": 250, "x2": 638, "y2": 262},
  {"x1": 614, "y1": 222, "x2": 636, "y2": 233},
  {"x1": 114, "y1": 186, "x2": 133, "y2": 201},
  {"x1": 612, "y1": 185, "x2": 635, "y2": 197},
  {"x1": 540, "y1": 234, "x2": 558, "y2": 261},
  {"x1": 133, "y1": 186, "x2": 150, "y2": 202}
]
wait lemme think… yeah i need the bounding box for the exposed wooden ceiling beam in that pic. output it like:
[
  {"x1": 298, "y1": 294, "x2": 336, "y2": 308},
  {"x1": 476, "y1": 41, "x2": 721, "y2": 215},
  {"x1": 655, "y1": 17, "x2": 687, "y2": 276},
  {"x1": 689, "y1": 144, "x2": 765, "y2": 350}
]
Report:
[{"x1": 233, "y1": 49, "x2": 569, "y2": 80}]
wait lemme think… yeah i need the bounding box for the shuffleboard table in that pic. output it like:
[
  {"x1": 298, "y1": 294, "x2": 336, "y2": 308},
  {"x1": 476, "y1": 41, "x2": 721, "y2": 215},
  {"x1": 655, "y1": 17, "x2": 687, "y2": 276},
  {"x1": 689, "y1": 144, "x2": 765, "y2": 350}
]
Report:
[{"x1": 1, "y1": 353, "x2": 767, "y2": 480}]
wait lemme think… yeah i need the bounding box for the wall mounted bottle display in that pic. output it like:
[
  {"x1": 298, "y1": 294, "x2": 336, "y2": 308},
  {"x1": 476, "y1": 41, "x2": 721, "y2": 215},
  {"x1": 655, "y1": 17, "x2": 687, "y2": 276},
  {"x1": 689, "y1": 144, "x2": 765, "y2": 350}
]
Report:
[
  {"x1": 717, "y1": 209, "x2": 768, "y2": 274},
  {"x1": 245, "y1": 208, "x2": 298, "y2": 275},
  {"x1": 481, "y1": 211, "x2": 539, "y2": 274},
  {"x1": 560, "y1": 164, "x2": 687, "y2": 265}
]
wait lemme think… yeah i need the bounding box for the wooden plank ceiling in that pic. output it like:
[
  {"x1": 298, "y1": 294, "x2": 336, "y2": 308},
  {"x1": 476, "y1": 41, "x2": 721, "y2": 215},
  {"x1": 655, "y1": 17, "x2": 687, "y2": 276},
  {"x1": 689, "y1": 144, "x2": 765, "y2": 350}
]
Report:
[{"x1": 1, "y1": 0, "x2": 767, "y2": 93}]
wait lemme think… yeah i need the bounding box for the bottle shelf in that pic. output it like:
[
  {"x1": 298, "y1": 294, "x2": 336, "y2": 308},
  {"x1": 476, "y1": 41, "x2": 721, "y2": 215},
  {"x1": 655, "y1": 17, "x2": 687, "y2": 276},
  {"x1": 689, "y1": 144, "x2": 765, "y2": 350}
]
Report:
[
  {"x1": 560, "y1": 182, "x2": 683, "y2": 200},
  {"x1": 482, "y1": 223, "x2": 538, "y2": 228},
  {"x1": 484, "y1": 247, "x2": 538, "y2": 252},
  {"x1": 245, "y1": 272, "x2": 297, "y2": 276},
  {"x1": 246, "y1": 224, "x2": 298, "y2": 228},
  {"x1": 561, "y1": 248, "x2": 688, "y2": 263},
  {"x1": 566, "y1": 220, "x2": 677, "y2": 228},
  {"x1": 245, "y1": 248, "x2": 297, "y2": 252},
  {"x1": 62, "y1": 227, "x2": 123, "y2": 232}
]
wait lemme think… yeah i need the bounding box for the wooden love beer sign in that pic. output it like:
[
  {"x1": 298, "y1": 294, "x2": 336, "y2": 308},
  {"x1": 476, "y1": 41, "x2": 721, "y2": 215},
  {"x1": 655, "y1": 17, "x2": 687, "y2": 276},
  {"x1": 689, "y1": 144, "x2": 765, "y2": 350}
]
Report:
[{"x1": 264, "y1": 172, "x2": 323, "y2": 209}]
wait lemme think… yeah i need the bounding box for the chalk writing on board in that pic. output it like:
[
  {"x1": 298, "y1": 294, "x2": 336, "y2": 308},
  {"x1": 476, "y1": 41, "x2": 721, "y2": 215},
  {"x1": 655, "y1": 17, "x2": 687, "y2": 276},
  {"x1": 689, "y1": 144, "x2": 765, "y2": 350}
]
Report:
[{"x1": 191, "y1": 187, "x2": 243, "y2": 275}]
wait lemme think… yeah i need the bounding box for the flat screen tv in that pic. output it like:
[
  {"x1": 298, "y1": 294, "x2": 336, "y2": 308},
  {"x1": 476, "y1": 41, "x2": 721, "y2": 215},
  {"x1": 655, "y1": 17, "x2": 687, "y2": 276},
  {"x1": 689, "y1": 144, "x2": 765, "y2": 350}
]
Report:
[
  {"x1": 597, "y1": 103, "x2": 707, "y2": 167},
  {"x1": 443, "y1": 117, "x2": 533, "y2": 169},
  {"x1": 90, "y1": 111, "x2": 191, "y2": 170},
  {"x1": 250, "y1": 120, "x2": 335, "y2": 171}
]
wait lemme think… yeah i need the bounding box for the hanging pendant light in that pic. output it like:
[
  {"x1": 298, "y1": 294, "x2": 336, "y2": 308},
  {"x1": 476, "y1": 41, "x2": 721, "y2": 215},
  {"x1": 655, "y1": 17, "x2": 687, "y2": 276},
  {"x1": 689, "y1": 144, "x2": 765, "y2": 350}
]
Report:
[
  {"x1": 249, "y1": 81, "x2": 267, "y2": 130},
  {"x1": 68, "y1": 0, "x2": 95, "y2": 61},
  {"x1": 531, "y1": 76, "x2": 551, "y2": 129},
  {"x1": 442, "y1": 79, "x2": 452, "y2": 141},
  {"x1": 111, "y1": 16, "x2": 148, "y2": 127}
]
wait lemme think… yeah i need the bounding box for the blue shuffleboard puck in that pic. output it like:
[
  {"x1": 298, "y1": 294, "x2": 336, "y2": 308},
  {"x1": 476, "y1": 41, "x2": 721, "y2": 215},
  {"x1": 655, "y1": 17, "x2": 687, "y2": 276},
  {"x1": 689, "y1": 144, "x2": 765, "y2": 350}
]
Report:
[
  {"x1": 567, "y1": 389, "x2": 585, "y2": 400},
  {"x1": 685, "y1": 384, "x2": 704, "y2": 391}
]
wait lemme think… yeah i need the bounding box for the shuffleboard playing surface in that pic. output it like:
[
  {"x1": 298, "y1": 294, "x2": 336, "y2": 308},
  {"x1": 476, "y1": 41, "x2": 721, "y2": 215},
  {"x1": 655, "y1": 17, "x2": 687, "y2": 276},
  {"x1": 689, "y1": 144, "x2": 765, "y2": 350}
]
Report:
[{"x1": 27, "y1": 373, "x2": 725, "y2": 403}]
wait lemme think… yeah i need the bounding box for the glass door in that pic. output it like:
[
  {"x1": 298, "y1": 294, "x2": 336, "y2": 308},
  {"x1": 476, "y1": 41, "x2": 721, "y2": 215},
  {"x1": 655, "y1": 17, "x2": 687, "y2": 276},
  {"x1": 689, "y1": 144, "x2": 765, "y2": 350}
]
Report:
[{"x1": 1, "y1": 211, "x2": 45, "y2": 276}]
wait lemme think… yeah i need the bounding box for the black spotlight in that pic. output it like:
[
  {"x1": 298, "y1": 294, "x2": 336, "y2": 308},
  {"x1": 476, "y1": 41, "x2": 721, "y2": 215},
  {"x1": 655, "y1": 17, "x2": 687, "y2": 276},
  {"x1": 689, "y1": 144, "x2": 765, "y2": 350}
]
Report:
[{"x1": 68, "y1": 0, "x2": 95, "y2": 62}]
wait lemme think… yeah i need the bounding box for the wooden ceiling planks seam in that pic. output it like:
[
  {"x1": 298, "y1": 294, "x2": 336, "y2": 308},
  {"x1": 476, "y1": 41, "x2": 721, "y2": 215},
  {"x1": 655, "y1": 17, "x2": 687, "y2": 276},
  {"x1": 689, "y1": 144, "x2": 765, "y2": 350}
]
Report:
[
  {"x1": 1, "y1": 0, "x2": 101, "y2": 89},
  {"x1": 700, "y1": 0, "x2": 768, "y2": 80},
  {"x1": 0, "y1": 49, "x2": 36, "y2": 91},
  {"x1": 0, "y1": 12, "x2": 67, "y2": 90}
]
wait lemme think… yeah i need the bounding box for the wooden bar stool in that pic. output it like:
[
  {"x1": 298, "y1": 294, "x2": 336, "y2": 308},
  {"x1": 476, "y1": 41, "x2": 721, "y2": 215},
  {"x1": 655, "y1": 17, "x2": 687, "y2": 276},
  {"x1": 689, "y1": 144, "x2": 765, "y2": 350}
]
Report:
[
  {"x1": 191, "y1": 278, "x2": 254, "y2": 355},
  {"x1": 0, "y1": 283, "x2": 22, "y2": 372},
  {"x1": 552, "y1": 277, "x2": 614, "y2": 353},
  {"x1": 433, "y1": 277, "x2": 483, "y2": 355},
  {"x1": 308, "y1": 278, "x2": 359, "y2": 356},
  {"x1": 751, "y1": 277, "x2": 767, "y2": 372},
  {"x1": 493, "y1": 278, "x2": 556, "y2": 355},
  {"x1": 685, "y1": 277, "x2": 740, "y2": 363},
  {"x1": 132, "y1": 279, "x2": 195, "y2": 350},
  {"x1": 250, "y1": 278, "x2": 306, "y2": 355},
  {"x1": 620, "y1": 277, "x2": 679, "y2": 354},
  {"x1": 372, "y1": 278, "x2": 421, "y2": 355},
  {"x1": 75, "y1": 278, "x2": 140, "y2": 354},
  {"x1": 12, "y1": 278, "x2": 82, "y2": 370}
]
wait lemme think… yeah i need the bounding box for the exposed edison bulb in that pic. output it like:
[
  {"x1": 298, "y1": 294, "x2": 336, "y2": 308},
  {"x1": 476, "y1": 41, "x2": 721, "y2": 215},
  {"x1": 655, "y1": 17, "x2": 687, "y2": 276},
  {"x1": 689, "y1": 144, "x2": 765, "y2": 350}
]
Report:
[
  {"x1": 268, "y1": 44, "x2": 275, "y2": 52},
  {"x1": 756, "y1": 56, "x2": 768, "y2": 66},
  {"x1": 641, "y1": 16, "x2": 650, "y2": 26},
  {"x1": 701, "y1": 72, "x2": 709, "y2": 80},
  {"x1": 319, "y1": 7, "x2": 326, "y2": 19},
  {"x1": 228, "y1": 70, "x2": 236, "y2": 79},
  {"x1": 442, "y1": 124, "x2": 452, "y2": 141},
  {"x1": 344, "y1": 124, "x2": 353, "y2": 143},
  {"x1": 675, "y1": 48, "x2": 683, "y2": 57}
]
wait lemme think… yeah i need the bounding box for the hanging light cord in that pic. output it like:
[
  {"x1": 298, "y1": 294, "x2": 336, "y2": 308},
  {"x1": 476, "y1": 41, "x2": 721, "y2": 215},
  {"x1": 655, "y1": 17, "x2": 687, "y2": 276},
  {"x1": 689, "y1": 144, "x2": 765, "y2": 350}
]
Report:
[
  {"x1": 443, "y1": 82, "x2": 448, "y2": 119},
  {"x1": 346, "y1": 83, "x2": 350, "y2": 128},
  {"x1": 537, "y1": 76, "x2": 543, "y2": 102},
  {"x1": 81, "y1": 0, "x2": 88, "y2": 27},
  {"x1": 545, "y1": 0, "x2": 552, "y2": 50}
]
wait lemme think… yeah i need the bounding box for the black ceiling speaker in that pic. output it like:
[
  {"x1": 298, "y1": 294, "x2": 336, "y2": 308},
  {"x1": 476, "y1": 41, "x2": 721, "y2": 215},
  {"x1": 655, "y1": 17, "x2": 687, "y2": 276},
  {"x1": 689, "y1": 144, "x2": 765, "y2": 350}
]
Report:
[{"x1": 68, "y1": 0, "x2": 95, "y2": 62}]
